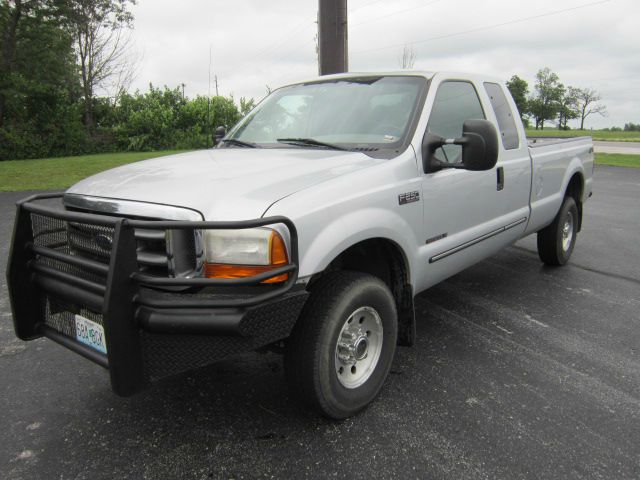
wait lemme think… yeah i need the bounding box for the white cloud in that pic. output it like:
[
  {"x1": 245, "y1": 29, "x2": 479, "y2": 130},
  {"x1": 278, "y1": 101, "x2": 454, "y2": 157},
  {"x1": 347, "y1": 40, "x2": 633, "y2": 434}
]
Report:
[{"x1": 129, "y1": 0, "x2": 640, "y2": 128}]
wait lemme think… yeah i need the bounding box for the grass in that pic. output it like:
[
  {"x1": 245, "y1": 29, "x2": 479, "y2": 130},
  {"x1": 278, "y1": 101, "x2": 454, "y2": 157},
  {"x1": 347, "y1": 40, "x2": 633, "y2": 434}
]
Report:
[
  {"x1": 595, "y1": 153, "x2": 640, "y2": 168},
  {"x1": 526, "y1": 128, "x2": 640, "y2": 142},
  {"x1": 0, "y1": 150, "x2": 191, "y2": 192},
  {"x1": 1, "y1": 149, "x2": 638, "y2": 193}
]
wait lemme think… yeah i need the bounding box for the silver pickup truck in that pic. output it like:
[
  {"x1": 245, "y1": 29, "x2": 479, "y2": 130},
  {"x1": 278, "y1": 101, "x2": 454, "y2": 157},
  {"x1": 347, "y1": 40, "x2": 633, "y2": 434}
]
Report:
[{"x1": 7, "y1": 71, "x2": 593, "y2": 418}]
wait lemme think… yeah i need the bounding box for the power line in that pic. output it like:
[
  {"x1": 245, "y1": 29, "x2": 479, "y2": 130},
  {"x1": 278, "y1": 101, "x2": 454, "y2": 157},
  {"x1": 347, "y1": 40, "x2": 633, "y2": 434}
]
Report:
[
  {"x1": 353, "y1": 0, "x2": 614, "y2": 55},
  {"x1": 352, "y1": 0, "x2": 444, "y2": 27},
  {"x1": 244, "y1": 19, "x2": 316, "y2": 65},
  {"x1": 350, "y1": 0, "x2": 386, "y2": 13},
  {"x1": 217, "y1": 18, "x2": 316, "y2": 84}
]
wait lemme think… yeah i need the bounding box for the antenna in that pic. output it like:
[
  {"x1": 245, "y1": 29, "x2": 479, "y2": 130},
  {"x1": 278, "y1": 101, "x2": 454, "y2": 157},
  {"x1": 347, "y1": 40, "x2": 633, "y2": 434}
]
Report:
[{"x1": 207, "y1": 44, "x2": 212, "y2": 148}]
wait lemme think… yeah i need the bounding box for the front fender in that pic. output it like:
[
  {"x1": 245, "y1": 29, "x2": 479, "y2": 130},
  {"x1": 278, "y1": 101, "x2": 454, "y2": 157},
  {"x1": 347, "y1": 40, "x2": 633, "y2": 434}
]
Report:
[{"x1": 298, "y1": 207, "x2": 419, "y2": 286}]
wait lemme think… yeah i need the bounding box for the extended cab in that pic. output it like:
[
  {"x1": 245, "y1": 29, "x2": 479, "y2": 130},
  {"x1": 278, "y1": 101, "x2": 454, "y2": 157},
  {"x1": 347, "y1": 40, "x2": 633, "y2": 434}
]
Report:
[{"x1": 7, "y1": 72, "x2": 593, "y2": 418}]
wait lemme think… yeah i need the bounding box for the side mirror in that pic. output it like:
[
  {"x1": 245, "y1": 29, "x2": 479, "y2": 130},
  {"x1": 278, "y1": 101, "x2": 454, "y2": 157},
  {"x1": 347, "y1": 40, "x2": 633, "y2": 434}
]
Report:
[
  {"x1": 213, "y1": 126, "x2": 226, "y2": 146},
  {"x1": 422, "y1": 119, "x2": 499, "y2": 173}
]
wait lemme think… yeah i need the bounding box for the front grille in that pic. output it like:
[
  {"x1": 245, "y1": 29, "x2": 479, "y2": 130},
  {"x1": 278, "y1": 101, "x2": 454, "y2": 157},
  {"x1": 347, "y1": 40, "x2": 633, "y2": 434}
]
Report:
[
  {"x1": 30, "y1": 210, "x2": 201, "y2": 340},
  {"x1": 45, "y1": 209, "x2": 203, "y2": 277},
  {"x1": 32, "y1": 213, "x2": 112, "y2": 284},
  {"x1": 30, "y1": 213, "x2": 108, "y2": 335}
]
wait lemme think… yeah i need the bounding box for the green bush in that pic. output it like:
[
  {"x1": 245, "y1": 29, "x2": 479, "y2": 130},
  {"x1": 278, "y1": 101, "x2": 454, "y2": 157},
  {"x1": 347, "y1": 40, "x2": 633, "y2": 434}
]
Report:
[{"x1": 107, "y1": 85, "x2": 242, "y2": 152}]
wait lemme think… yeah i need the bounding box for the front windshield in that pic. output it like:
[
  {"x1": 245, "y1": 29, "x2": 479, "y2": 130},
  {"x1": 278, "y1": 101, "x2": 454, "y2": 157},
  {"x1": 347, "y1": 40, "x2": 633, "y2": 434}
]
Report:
[{"x1": 227, "y1": 76, "x2": 425, "y2": 151}]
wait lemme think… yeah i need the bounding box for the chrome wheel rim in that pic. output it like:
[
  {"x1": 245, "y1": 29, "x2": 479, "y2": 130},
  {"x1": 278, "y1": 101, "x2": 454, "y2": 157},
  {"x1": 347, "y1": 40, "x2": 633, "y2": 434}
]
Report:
[
  {"x1": 335, "y1": 306, "x2": 383, "y2": 389},
  {"x1": 562, "y1": 211, "x2": 574, "y2": 252}
]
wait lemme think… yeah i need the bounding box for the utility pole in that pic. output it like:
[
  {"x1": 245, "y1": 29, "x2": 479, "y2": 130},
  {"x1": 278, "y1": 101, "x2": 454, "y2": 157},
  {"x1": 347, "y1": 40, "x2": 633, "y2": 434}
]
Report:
[
  {"x1": 318, "y1": 0, "x2": 348, "y2": 75},
  {"x1": 214, "y1": 75, "x2": 219, "y2": 96}
]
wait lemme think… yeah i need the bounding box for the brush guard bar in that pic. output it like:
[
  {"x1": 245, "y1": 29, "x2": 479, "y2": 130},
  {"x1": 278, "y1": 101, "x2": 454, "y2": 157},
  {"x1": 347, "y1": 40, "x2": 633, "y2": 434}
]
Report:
[{"x1": 6, "y1": 193, "x2": 305, "y2": 395}]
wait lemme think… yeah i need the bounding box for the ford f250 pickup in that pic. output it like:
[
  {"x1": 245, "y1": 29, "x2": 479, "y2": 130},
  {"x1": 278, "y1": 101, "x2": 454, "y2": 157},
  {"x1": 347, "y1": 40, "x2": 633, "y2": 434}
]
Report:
[{"x1": 7, "y1": 72, "x2": 594, "y2": 418}]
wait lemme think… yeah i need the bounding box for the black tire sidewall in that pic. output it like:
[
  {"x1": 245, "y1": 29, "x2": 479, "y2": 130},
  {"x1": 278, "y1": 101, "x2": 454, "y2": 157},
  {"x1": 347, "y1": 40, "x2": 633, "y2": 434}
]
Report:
[
  {"x1": 313, "y1": 276, "x2": 397, "y2": 417},
  {"x1": 555, "y1": 196, "x2": 578, "y2": 264}
]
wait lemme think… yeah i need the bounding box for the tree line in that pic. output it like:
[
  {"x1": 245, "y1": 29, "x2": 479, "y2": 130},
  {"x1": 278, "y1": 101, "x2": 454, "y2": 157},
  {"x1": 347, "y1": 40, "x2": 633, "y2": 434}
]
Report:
[
  {"x1": 0, "y1": 0, "x2": 254, "y2": 160},
  {"x1": 506, "y1": 68, "x2": 607, "y2": 130},
  {"x1": 0, "y1": 1, "x2": 622, "y2": 161}
]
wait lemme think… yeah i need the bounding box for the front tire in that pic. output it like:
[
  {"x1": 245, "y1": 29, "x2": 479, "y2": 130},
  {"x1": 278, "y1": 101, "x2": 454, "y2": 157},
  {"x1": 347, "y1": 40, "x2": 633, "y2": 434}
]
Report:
[
  {"x1": 537, "y1": 195, "x2": 578, "y2": 266},
  {"x1": 285, "y1": 271, "x2": 397, "y2": 419}
]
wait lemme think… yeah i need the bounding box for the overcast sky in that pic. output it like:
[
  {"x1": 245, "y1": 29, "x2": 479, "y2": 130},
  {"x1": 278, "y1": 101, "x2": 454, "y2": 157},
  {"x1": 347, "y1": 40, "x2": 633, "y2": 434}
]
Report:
[{"x1": 129, "y1": 0, "x2": 639, "y2": 129}]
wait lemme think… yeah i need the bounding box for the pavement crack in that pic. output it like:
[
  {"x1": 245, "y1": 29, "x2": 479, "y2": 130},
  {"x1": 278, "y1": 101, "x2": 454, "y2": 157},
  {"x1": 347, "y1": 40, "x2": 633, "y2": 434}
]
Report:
[
  {"x1": 511, "y1": 245, "x2": 640, "y2": 286},
  {"x1": 568, "y1": 264, "x2": 640, "y2": 286}
]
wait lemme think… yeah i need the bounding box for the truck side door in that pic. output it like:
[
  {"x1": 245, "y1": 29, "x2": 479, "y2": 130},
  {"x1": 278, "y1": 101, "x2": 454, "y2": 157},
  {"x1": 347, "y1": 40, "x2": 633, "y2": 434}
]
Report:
[
  {"x1": 481, "y1": 82, "x2": 531, "y2": 243},
  {"x1": 416, "y1": 79, "x2": 518, "y2": 291}
]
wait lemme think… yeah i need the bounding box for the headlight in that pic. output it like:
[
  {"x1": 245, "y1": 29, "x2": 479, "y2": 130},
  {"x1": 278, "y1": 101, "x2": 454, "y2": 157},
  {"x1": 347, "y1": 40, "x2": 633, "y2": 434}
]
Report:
[{"x1": 203, "y1": 228, "x2": 289, "y2": 283}]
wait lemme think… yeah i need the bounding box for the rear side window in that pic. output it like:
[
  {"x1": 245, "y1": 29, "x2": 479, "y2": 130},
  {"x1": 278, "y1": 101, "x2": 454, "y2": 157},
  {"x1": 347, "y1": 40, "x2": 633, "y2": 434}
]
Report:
[
  {"x1": 427, "y1": 81, "x2": 485, "y2": 163},
  {"x1": 484, "y1": 82, "x2": 519, "y2": 150}
]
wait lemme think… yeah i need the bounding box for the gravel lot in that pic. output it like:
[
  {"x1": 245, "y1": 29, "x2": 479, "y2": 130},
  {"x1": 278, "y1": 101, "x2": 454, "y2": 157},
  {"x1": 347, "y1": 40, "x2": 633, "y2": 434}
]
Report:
[{"x1": 1, "y1": 165, "x2": 639, "y2": 479}]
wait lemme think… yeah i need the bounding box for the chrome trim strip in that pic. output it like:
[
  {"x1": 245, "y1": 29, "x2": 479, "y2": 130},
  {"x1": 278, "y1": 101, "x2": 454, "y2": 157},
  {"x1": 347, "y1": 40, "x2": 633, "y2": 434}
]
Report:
[
  {"x1": 504, "y1": 217, "x2": 528, "y2": 230},
  {"x1": 63, "y1": 194, "x2": 203, "y2": 221},
  {"x1": 429, "y1": 217, "x2": 527, "y2": 264}
]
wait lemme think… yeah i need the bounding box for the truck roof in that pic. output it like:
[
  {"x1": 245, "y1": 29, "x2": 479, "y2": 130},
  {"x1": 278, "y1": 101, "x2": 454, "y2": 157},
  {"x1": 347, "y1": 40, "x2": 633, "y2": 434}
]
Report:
[{"x1": 283, "y1": 70, "x2": 507, "y2": 87}]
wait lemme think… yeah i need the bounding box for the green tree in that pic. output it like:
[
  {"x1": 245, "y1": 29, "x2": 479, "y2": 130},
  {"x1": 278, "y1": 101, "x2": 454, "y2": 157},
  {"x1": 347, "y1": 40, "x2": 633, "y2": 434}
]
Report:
[
  {"x1": 63, "y1": 0, "x2": 137, "y2": 128},
  {"x1": 239, "y1": 96, "x2": 256, "y2": 116},
  {"x1": 528, "y1": 68, "x2": 564, "y2": 130},
  {"x1": 0, "y1": 0, "x2": 85, "y2": 160},
  {"x1": 574, "y1": 88, "x2": 607, "y2": 130},
  {"x1": 557, "y1": 86, "x2": 580, "y2": 130},
  {"x1": 506, "y1": 75, "x2": 529, "y2": 120}
]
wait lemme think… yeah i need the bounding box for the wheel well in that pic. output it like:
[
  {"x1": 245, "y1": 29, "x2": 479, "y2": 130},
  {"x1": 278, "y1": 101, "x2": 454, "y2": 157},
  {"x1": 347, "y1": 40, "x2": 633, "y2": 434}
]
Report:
[
  {"x1": 565, "y1": 173, "x2": 584, "y2": 231},
  {"x1": 309, "y1": 239, "x2": 416, "y2": 346}
]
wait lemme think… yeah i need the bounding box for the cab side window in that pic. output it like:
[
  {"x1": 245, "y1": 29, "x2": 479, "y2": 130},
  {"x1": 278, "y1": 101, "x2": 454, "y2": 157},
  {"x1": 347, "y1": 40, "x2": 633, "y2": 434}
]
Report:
[
  {"x1": 427, "y1": 81, "x2": 485, "y2": 163},
  {"x1": 484, "y1": 82, "x2": 519, "y2": 150}
]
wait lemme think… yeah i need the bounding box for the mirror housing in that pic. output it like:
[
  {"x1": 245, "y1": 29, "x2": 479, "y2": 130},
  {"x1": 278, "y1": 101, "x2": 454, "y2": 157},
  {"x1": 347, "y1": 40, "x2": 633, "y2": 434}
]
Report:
[
  {"x1": 213, "y1": 126, "x2": 226, "y2": 146},
  {"x1": 422, "y1": 119, "x2": 499, "y2": 173}
]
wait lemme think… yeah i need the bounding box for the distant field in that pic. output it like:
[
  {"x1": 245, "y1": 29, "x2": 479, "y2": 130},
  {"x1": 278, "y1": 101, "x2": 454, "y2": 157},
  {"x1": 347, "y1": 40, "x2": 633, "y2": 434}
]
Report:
[
  {"x1": 526, "y1": 128, "x2": 640, "y2": 142},
  {"x1": 595, "y1": 153, "x2": 640, "y2": 168},
  {"x1": 0, "y1": 150, "x2": 191, "y2": 192}
]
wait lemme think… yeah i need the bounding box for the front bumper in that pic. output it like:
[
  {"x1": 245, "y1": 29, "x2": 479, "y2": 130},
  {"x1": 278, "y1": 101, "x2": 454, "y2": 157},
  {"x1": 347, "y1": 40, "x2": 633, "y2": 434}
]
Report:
[{"x1": 6, "y1": 193, "x2": 308, "y2": 396}]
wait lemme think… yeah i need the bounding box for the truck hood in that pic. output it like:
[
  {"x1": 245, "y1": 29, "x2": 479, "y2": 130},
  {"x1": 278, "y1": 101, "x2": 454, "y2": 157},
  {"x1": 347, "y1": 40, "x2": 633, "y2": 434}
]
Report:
[{"x1": 66, "y1": 148, "x2": 382, "y2": 220}]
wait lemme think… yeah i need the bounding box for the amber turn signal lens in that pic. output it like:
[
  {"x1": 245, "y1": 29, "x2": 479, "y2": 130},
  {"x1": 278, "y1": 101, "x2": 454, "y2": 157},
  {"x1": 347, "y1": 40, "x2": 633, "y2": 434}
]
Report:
[
  {"x1": 205, "y1": 230, "x2": 289, "y2": 284},
  {"x1": 269, "y1": 229, "x2": 288, "y2": 266},
  {"x1": 204, "y1": 264, "x2": 288, "y2": 283}
]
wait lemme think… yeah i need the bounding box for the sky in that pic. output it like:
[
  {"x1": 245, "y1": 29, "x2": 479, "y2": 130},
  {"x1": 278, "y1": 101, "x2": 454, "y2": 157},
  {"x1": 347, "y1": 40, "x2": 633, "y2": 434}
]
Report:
[{"x1": 128, "y1": 0, "x2": 640, "y2": 129}]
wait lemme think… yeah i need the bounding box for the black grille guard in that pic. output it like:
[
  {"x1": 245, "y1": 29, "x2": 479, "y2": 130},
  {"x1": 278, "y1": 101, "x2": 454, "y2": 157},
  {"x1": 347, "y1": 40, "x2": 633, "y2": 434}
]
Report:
[{"x1": 6, "y1": 192, "x2": 302, "y2": 395}]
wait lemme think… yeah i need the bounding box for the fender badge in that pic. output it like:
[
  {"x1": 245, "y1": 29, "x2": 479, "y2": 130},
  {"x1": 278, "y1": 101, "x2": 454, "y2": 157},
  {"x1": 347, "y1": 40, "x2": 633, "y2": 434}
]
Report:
[{"x1": 399, "y1": 191, "x2": 420, "y2": 205}]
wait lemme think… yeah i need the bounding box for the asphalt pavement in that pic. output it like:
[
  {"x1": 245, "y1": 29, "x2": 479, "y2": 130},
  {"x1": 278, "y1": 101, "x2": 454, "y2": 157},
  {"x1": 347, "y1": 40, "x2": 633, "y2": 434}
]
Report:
[{"x1": 1, "y1": 166, "x2": 639, "y2": 479}]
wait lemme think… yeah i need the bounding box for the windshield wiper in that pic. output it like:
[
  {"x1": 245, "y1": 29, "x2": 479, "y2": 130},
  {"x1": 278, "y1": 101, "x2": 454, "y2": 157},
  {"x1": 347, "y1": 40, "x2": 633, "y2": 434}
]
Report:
[
  {"x1": 221, "y1": 138, "x2": 258, "y2": 148},
  {"x1": 277, "y1": 138, "x2": 348, "y2": 151}
]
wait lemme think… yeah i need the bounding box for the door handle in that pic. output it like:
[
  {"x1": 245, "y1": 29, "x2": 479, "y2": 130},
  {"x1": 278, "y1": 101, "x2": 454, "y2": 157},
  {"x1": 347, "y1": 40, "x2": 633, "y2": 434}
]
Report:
[{"x1": 497, "y1": 166, "x2": 504, "y2": 191}]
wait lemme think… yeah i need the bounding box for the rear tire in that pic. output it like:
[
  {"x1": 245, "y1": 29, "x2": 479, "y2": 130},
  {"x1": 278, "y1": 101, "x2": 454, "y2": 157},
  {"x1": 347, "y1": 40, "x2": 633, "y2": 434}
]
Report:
[
  {"x1": 285, "y1": 271, "x2": 397, "y2": 419},
  {"x1": 537, "y1": 195, "x2": 578, "y2": 266}
]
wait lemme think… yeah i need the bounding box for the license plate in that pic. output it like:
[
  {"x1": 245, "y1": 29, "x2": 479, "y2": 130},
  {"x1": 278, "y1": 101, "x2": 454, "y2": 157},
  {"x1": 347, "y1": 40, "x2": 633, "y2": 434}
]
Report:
[{"x1": 75, "y1": 315, "x2": 107, "y2": 354}]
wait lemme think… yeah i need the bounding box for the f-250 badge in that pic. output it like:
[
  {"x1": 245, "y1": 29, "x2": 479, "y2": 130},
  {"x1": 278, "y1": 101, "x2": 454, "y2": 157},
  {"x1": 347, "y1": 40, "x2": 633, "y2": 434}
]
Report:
[{"x1": 398, "y1": 191, "x2": 420, "y2": 205}]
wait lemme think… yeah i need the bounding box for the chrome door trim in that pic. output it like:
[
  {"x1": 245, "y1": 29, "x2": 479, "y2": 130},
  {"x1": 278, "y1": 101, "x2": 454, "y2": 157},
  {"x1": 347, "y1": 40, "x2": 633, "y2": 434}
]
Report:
[{"x1": 429, "y1": 217, "x2": 527, "y2": 264}]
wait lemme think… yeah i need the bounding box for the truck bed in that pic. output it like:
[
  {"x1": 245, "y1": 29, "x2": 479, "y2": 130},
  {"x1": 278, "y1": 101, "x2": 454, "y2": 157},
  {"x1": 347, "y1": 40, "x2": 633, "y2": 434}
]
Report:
[
  {"x1": 527, "y1": 136, "x2": 593, "y2": 148},
  {"x1": 524, "y1": 135, "x2": 594, "y2": 235}
]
